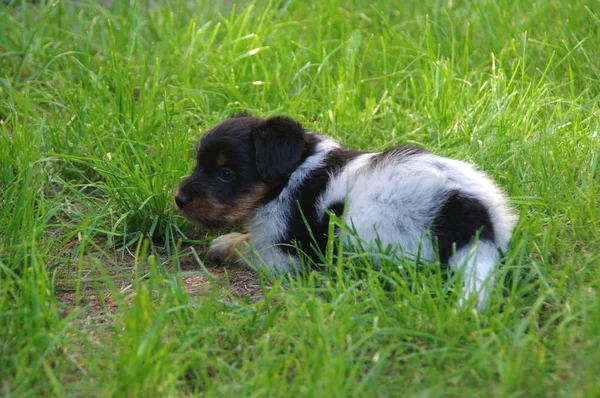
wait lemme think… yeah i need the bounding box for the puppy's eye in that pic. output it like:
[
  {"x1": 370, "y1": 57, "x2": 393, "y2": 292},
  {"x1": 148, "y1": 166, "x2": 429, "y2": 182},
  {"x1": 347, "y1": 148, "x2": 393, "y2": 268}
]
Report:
[{"x1": 217, "y1": 168, "x2": 234, "y2": 182}]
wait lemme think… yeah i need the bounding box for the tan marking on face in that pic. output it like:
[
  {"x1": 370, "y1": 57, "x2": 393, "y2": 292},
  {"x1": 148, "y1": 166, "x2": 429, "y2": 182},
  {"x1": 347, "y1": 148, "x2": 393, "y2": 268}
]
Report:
[
  {"x1": 187, "y1": 196, "x2": 227, "y2": 218},
  {"x1": 216, "y1": 153, "x2": 228, "y2": 167},
  {"x1": 183, "y1": 183, "x2": 270, "y2": 226},
  {"x1": 223, "y1": 183, "x2": 269, "y2": 224}
]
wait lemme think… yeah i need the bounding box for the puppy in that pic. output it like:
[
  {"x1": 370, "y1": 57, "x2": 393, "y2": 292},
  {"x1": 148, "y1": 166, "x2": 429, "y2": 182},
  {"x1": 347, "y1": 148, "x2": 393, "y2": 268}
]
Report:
[{"x1": 175, "y1": 115, "x2": 517, "y2": 309}]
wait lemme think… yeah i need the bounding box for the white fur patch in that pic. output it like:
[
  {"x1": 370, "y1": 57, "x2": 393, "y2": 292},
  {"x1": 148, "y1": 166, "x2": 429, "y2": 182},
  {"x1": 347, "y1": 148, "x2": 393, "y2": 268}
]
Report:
[
  {"x1": 450, "y1": 240, "x2": 500, "y2": 310},
  {"x1": 228, "y1": 134, "x2": 517, "y2": 309}
]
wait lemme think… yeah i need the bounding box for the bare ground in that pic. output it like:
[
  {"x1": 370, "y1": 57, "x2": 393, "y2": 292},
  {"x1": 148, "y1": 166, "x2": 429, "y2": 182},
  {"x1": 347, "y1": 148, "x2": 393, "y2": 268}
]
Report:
[{"x1": 53, "y1": 228, "x2": 266, "y2": 340}]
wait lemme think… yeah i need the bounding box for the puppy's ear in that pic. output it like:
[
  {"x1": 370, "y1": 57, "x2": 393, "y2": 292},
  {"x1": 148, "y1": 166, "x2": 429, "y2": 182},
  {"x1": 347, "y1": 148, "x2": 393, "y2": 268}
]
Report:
[{"x1": 251, "y1": 116, "x2": 307, "y2": 184}]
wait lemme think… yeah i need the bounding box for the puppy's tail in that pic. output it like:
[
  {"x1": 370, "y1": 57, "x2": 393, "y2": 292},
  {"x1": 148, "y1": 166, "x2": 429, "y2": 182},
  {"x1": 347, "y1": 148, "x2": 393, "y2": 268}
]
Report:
[{"x1": 449, "y1": 240, "x2": 500, "y2": 310}]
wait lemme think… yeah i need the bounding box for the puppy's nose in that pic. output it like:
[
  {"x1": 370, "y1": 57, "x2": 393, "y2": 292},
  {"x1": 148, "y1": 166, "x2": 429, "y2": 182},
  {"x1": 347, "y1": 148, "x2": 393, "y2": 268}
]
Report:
[{"x1": 175, "y1": 192, "x2": 190, "y2": 209}]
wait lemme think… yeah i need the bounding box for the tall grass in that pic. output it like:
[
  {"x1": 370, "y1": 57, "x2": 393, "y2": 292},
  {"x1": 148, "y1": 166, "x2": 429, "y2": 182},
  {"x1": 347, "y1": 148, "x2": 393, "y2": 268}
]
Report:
[{"x1": 1, "y1": 0, "x2": 599, "y2": 395}]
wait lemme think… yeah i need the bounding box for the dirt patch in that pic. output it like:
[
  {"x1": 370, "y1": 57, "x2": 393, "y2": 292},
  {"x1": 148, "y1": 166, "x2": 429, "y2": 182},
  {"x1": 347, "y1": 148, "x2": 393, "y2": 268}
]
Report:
[
  {"x1": 180, "y1": 265, "x2": 267, "y2": 303},
  {"x1": 53, "y1": 227, "x2": 267, "y2": 340},
  {"x1": 55, "y1": 264, "x2": 265, "y2": 337}
]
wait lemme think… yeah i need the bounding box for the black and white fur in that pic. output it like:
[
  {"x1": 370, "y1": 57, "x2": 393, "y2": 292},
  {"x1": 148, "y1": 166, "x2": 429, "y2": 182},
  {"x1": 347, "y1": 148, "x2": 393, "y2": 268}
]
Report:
[{"x1": 175, "y1": 115, "x2": 517, "y2": 309}]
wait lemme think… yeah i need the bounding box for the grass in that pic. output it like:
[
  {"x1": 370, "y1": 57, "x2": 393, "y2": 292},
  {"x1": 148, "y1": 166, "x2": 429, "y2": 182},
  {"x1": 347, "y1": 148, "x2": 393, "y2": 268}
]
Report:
[{"x1": 1, "y1": 0, "x2": 600, "y2": 395}]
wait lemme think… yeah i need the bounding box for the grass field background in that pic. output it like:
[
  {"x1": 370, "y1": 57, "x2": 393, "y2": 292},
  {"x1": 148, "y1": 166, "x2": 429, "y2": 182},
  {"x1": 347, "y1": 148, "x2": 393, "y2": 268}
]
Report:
[{"x1": 1, "y1": 0, "x2": 600, "y2": 396}]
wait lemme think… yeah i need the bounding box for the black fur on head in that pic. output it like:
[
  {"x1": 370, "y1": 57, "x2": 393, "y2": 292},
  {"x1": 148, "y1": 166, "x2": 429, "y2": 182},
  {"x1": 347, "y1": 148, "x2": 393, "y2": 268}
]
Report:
[
  {"x1": 175, "y1": 115, "x2": 311, "y2": 228},
  {"x1": 252, "y1": 116, "x2": 308, "y2": 184}
]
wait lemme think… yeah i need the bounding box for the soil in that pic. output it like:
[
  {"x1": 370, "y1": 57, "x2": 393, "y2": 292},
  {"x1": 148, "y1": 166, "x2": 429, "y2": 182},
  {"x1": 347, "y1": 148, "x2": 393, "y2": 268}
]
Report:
[{"x1": 53, "y1": 227, "x2": 266, "y2": 340}]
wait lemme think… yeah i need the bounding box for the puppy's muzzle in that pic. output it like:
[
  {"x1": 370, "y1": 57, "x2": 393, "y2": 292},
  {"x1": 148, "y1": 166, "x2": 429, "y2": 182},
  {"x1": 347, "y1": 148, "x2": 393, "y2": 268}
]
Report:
[{"x1": 174, "y1": 189, "x2": 190, "y2": 210}]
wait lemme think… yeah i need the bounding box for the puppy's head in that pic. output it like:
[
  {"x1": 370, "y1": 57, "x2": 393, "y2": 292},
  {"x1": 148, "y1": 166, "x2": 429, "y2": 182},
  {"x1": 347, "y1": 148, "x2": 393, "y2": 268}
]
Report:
[{"x1": 175, "y1": 115, "x2": 309, "y2": 229}]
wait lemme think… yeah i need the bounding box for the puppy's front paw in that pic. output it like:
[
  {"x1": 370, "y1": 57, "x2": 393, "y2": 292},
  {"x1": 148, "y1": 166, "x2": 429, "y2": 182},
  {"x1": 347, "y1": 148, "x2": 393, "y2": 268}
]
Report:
[{"x1": 207, "y1": 233, "x2": 249, "y2": 263}]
